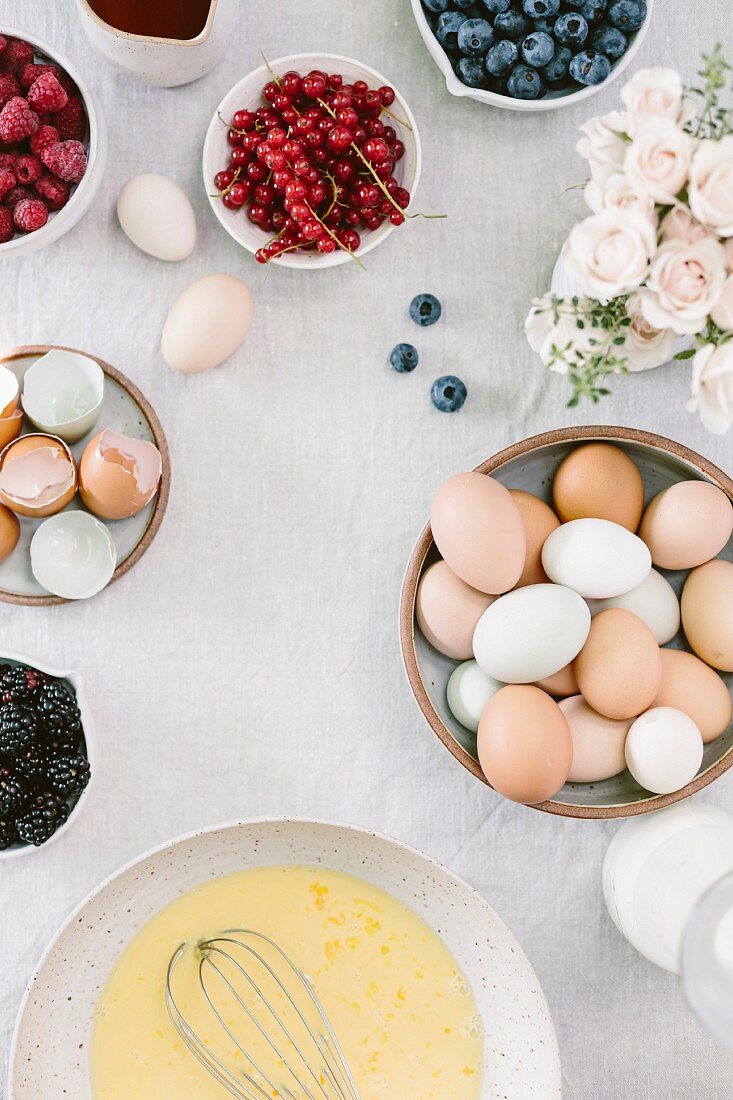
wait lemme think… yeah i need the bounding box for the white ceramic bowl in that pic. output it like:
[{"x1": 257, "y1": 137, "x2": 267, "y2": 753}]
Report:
[
  {"x1": 202, "y1": 53, "x2": 422, "y2": 269},
  {"x1": 0, "y1": 652, "x2": 96, "y2": 859},
  {"x1": 0, "y1": 27, "x2": 107, "y2": 257},
  {"x1": 10, "y1": 818, "x2": 561, "y2": 1097},
  {"x1": 410, "y1": 0, "x2": 654, "y2": 111}
]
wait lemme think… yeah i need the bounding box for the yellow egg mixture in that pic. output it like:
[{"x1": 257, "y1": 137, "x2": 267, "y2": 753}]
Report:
[{"x1": 92, "y1": 865, "x2": 483, "y2": 1099}]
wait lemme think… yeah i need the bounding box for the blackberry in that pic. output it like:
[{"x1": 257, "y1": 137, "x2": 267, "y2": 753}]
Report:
[
  {"x1": 46, "y1": 754, "x2": 90, "y2": 797},
  {"x1": 14, "y1": 742, "x2": 48, "y2": 783},
  {"x1": 0, "y1": 815, "x2": 17, "y2": 850},
  {"x1": 0, "y1": 702, "x2": 39, "y2": 756},
  {"x1": 35, "y1": 681, "x2": 82, "y2": 746},
  {"x1": 15, "y1": 793, "x2": 69, "y2": 846},
  {"x1": 0, "y1": 766, "x2": 32, "y2": 816},
  {"x1": 0, "y1": 663, "x2": 47, "y2": 704}
]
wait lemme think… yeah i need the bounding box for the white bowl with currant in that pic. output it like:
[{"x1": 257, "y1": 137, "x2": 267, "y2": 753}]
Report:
[{"x1": 202, "y1": 53, "x2": 422, "y2": 268}]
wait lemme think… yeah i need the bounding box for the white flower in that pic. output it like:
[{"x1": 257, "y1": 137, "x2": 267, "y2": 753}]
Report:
[
  {"x1": 621, "y1": 68, "x2": 684, "y2": 134},
  {"x1": 584, "y1": 172, "x2": 658, "y2": 226},
  {"x1": 687, "y1": 342, "x2": 733, "y2": 434},
  {"x1": 726, "y1": 238, "x2": 733, "y2": 272},
  {"x1": 622, "y1": 291, "x2": 677, "y2": 371},
  {"x1": 711, "y1": 274, "x2": 733, "y2": 331},
  {"x1": 642, "y1": 237, "x2": 727, "y2": 335},
  {"x1": 688, "y1": 136, "x2": 733, "y2": 238},
  {"x1": 661, "y1": 204, "x2": 714, "y2": 244},
  {"x1": 576, "y1": 111, "x2": 630, "y2": 184},
  {"x1": 564, "y1": 208, "x2": 656, "y2": 302},
  {"x1": 624, "y1": 119, "x2": 692, "y2": 205}
]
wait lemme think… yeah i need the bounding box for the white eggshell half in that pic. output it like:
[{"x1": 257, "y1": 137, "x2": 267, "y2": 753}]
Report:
[
  {"x1": 473, "y1": 583, "x2": 591, "y2": 684},
  {"x1": 21, "y1": 349, "x2": 104, "y2": 443},
  {"x1": 625, "y1": 707, "x2": 704, "y2": 795},
  {"x1": 542, "y1": 518, "x2": 651, "y2": 599},
  {"x1": 586, "y1": 568, "x2": 681, "y2": 645},
  {"x1": 30, "y1": 511, "x2": 116, "y2": 599},
  {"x1": 446, "y1": 660, "x2": 503, "y2": 733},
  {"x1": 117, "y1": 173, "x2": 196, "y2": 262},
  {"x1": 162, "y1": 274, "x2": 253, "y2": 374},
  {"x1": 0, "y1": 365, "x2": 19, "y2": 417}
]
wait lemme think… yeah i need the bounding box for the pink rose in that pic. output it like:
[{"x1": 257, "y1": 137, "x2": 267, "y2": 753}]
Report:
[
  {"x1": 642, "y1": 238, "x2": 727, "y2": 336},
  {"x1": 576, "y1": 111, "x2": 630, "y2": 184},
  {"x1": 623, "y1": 291, "x2": 676, "y2": 371},
  {"x1": 727, "y1": 238, "x2": 733, "y2": 271},
  {"x1": 584, "y1": 172, "x2": 657, "y2": 226},
  {"x1": 621, "y1": 68, "x2": 684, "y2": 134},
  {"x1": 661, "y1": 205, "x2": 714, "y2": 244},
  {"x1": 564, "y1": 208, "x2": 656, "y2": 302},
  {"x1": 689, "y1": 136, "x2": 733, "y2": 237},
  {"x1": 624, "y1": 120, "x2": 692, "y2": 205},
  {"x1": 687, "y1": 342, "x2": 733, "y2": 434},
  {"x1": 711, "y1": 274, "x2": 733, "y2": 331}
]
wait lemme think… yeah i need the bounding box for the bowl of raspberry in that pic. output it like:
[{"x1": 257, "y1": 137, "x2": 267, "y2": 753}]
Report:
[
  {"x1": 0, "y1": 28, "x2": 107, "y2": 255},
  {"x1": 202, "y1": 53, "x2": 422, "y2": 268},
  {"x1": 411, "y1": 0, "x2": 653, "y2": 110},
  {"x1": 0, "y1": 654, "x2": 96, "y2": 858}
]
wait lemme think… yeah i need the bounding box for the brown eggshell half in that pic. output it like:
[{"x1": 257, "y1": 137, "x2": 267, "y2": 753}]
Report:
[
  {"x1": 79, "y1": 428, "x2": 162, "y2": 520},
  {"x1": 509, "y1": 490, "x2": 560, "y2": 587},
  {"x1": 651, "y1": 648, "x2": 732, "y2": 744},
  {"x1": 574, "y1": 608, "x2": 662, "y2": 720},
  {"x1": 0, "y1": 409, "x2": 24, "y2": 450},
  {"x1": 477, "y1": 685, "x2": 573, "y2": 804},
  {"x1": 0, "y1": 433, "x2": 77, "y2": 518},
  {"x1": 639, "y1": 481, "x2": 733, "y2": 571},
  {"x1": 552, "y1": 443, "x2": 644, "y2": 531},
  {"x1": 415, "y1": 560, "x2": 495, "y2": 660},
  {"x1": 681, "y1": 560, "x2": 733, "y2": 672},
  {"x1": 0, "y1": 504, "x2": 20, "y2": 563}
]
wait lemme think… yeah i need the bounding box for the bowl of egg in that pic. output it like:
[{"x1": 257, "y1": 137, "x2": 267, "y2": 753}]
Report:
[{"x1": 400, "y1": 425, "x2": 733, "y2": 819}]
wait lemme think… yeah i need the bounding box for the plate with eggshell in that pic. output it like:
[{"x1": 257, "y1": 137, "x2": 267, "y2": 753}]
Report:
[
  {"x1": 0, "y1": 345, "x2": 169, "y2": 605},
  {"x1": 400, "y1": 426, "x2": 733, "y2": 819}
]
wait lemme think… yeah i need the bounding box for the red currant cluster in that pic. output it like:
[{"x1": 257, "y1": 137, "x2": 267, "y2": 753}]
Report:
[{"x1": 212, "y1": 68, "x2": 411, "y2": 263}]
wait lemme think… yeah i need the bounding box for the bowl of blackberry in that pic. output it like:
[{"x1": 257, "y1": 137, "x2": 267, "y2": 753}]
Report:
[
  {"x1": 411, "y1": 0, "x2": 652, "y2": 109},
  {"x1": 0, "y1": 656, "x2": 94, "y2": 856}
]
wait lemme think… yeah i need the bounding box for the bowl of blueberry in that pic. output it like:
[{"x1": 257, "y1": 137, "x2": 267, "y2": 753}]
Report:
[
  {"x1": 0, "y1": 656, "x2": 94, "y2": 856},
  {"x1": 411, "y1": 0, "x2": 652, "y2": 109}
]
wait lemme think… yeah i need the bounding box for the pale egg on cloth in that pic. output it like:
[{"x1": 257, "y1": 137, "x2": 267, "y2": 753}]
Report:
[
  {"x1": 0, "y1": 434, "x2": 77, "y2": 518},
  {"x1": 117, "y1": 174, "x2": 196, "y2": 262},
  {"x1": 79, "y1": 429, "x2": 162, "y2": 520},
  {"x1": 162, "y1": 274, "x2": 253, "y2": 374}
]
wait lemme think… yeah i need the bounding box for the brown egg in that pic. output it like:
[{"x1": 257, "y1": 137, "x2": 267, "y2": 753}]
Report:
[
  {"x1": 0, "y1": 503, "x2": 19, "y2": 562},
  {"x1": 477, "y1": 685, "x2": 572, "y2": 804},
  {"x1": 559, "y1": 695, "x2": 631, "y2": 783},
  {"x1": 639, "y1": 481, "x2": 733, "y2": 570},
  {"x1": 415, "y1": 560, "x2": 495, "y2": 660},
  {"x1": 535, "y1": 662, "x2": 579, "y2": 698},
  {"x1": 651, "y1": 648, "x2": 732, "y2": 743},
  {"x1": 574, "y1": 608, "x2": 662, "y2": 720},
  {"x1": 430, "y1": 472, "x2": 525, "y2": 594},
  {"x1": 509, "y1": 490, "x2": 560, "y2": 587},
  {"x1": 681, "y1": 560, "x2": 733, "y2": 672},
  {"x1": 552, "y1": 443, "x2": 644, "y2": 531},
  {"x1": 79, "y1": 428, "x2": 162, "y2": 520},
  {"x1": 0, "y1": 434, "x2": 77, "y2": 518}
]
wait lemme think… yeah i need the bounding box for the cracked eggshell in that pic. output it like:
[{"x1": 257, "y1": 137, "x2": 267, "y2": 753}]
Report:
[
  {"x1": 79, "y1": 428, "x2": 162, "y2": 520},
  {"x1": 0, "y1": 504, "x2": 20, "y2": 563},
  {"x1": 21, "y1": 349, "x2": 104, "y2": 444},
  {"x1": 30, "y1": 511, "x2": 116, "y2": 600},
  {"x1": 0, "y1": 434, "x2": 78, "y2": 518},
  {"x1": 161, "y1": 274, "x2": 253, "y2": 374},
  {"x1": 0, "y1": 365, "x2": 19, "y2": 417},
  {"x1": 117, "y1": 173, "x2": 196, "y2": 262},
  {"x1": 0, "y1": 408, "x2": 23, "y2": 451}
]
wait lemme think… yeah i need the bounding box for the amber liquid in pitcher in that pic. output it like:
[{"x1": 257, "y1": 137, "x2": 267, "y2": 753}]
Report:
[{"x1": 87, "y1": 0, "x2": 213, "y2": 40}]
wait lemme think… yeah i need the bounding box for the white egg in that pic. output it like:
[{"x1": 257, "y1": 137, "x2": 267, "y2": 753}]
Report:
[
  {"x1": 586, "y1": 568, "x2": 681, "y2": 645},
  {"x1": 30, "y1": 511, "x2": 116, "y2": 600},
  {"x1": 21, "y1": 349, "x2": 104, "y2": 443},
  {"x1": 542, "y1": 518, "x2": 651, "y2": 599},
  {"x1": 446, "y1": 660, "x2": 503, "y2": 732},
  {"x1": 625, "y1": 707, "x2": 703, "y2": 795},
  {"x1": 117, "y1": 173, "x2": 196, "y2": 262},
  {"x1": 161, "y1": 274, "x2": 253, "y2": 374},
  {"x1": 472, "y1": 583, "x2": 591, "y2": 684}
]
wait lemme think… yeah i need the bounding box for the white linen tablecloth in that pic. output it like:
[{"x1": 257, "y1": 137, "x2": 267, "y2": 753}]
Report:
[{"x1": 1, "y1": 1, "x2": 732, "y2": 1096}]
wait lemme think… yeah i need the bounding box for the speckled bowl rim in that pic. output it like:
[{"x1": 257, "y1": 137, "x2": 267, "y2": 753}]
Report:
[
  {"x1": 400, "y1": 425, "x2": 733, "y2": 820},
  {"x1": 0, "y1": 345, "x2": 170, "y2": 606}
]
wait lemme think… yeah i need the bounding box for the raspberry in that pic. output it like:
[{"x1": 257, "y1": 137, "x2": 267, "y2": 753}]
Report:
[
  {"x1": 29, "y1": 123, "x2": 58, "y2": 156},
  {"x1": 0, "y1": 39, "x2": 34, "y2": 76},
  {"x1": 0, "y1": 72, "x2": 18, "y2": 109},
  {"x1": 2, "y1": 185, "x2": 33, "y2": 207},
  {"x1": 0, "y1": 206, "x2": 12, "y2": 243},
  {"x1": 0, "y1": 36, "x2": 6, "y2": 56},
  {"x1": 0, "y1": 153, "x2": 15, "y2": 170},
  {"x1": 14, "y1": 155, "x2": 41, "y2": 185},
  {"x1": 0, "y1": 96, "x2": 38, "y2": 143},
  {"x1": 34, "y1": 173, "x2": 69, "y2": 211},
  {"x1": 0, "y1": 168, "x2": 15, "y2": 201},
  {"x1": 40, "y1": 139, "x2": 86, "y2": 183},
  {"x1": 19, "y1": 62, "x2": 63, "y2": 92},
  {"x1": 13, "y1": 197, "x2": 47, "y2": 233},
  {"x1": 27, "y1": 72, "x2": 68, "y2": 114},
  {"x1": 54, "y1": 96, "x2": 86, "y2": 141}
]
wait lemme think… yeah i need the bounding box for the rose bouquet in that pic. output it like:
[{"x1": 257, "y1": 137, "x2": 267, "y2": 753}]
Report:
[{"x1": 526, "y1": 48, "x2": 733, "y2": 434}]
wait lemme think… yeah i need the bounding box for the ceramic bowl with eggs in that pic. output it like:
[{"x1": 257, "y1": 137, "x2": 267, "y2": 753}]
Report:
[
  {"x1": 202, "y1": 53, "x2": 422, "y2": 269},
  {"x1": 0, "y1": 28, "x2": 107, "y2": 257},
  {"x1": 10, "y1": 818, "x2": 561, "y2": 1098},
  {"x1": 400, "y1": 426, "x2": 733, "y2": 819}
]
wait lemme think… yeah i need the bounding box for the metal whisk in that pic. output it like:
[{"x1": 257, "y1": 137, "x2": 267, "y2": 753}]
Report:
[{"x1": 166, "y1": 929, "x2": 362, "y2": 1100}]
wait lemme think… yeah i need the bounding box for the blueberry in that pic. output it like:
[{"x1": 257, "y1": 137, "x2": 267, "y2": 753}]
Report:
[
  {"x1": 390, "y1": 343, "x2": 419, "y2": 373},
  {"x1": 609, "y1": 0, "x2": 647, "y2": 30},
  {"x1": 531, "y1": 17, "x2": 555, "y2": 33},
  {"x1": 458, "y1": 17, "x2": 494, "y2": 54},
  {"x1": 410, "y1": 293, "x2": 442, "y2": 327},
  {"x1": 453, "y1": 0, "x2": 477, "y2": 8},
  {"x1": 436, "y1": 10, "x2": 468, "y2": 50},
  {"x1": 591, "y1": 24, "x2": 627, "y2": 57},
  {"x1": 521, "y1": 30, "x2": 555, "y2": 67},
  {"x1": 431, "y1": 375, "x2": 467, "y2": 413},
  {"x1": 493, "y1": 9, "x2": 531, "y2": 38},
  {"x1": 543, "y1": 44, "x2": 573, "y2": 85},
  {"x1": 576, "y1": 0, "x2": 606, "y2": 20},
  {"x1": 481, "y1": 0, "x2": 511, "y2": 10},
  {"x1": 423, "y1": 0, "x2": 449, "y2": 12},
  {"x1": 485, "y1": 38, "x2": 518, "y2": 76},
  {"x1": 457, "y1": 55, "x2": 489, "y2": 86},
  {"x1": 554, "y1": 11, "x2": 588, "y2": 44},
  {"x1": 522, "y1": 0, "x2": 560, "y2": 17},
  {"x1": 569, "y1": 48, "x2": 611, "y2": 84},
  {"x1": 507, "y1": 62, "x2": 544, "y2": 98}
]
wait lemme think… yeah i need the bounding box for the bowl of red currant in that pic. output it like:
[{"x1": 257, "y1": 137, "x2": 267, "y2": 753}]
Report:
[{"x1": 202, "y1": 53, "x2": 422, "y2": 268}]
